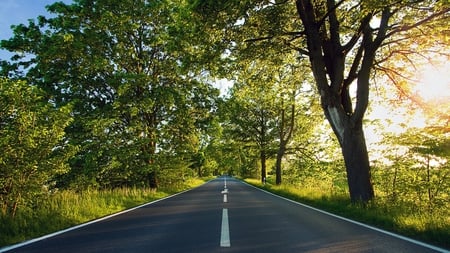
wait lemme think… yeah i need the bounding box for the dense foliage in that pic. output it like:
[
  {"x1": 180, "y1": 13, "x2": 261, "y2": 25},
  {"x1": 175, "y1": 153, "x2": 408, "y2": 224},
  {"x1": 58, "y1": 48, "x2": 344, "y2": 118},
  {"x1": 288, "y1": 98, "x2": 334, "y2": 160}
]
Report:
[
  {"x1": 0, "y1": 78, "x2": 74, "y2": 217},
  {"x1": 1, "y1": 0, "x2": 219, "y2": 192}
]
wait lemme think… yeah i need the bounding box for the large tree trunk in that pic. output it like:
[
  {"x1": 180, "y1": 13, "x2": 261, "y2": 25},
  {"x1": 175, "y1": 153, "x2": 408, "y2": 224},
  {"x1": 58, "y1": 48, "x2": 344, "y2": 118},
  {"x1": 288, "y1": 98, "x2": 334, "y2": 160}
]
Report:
[
  {"x1": 325, "y1": 104, "x2": 375, "y2": 202},
  {"x1": 341, "y1": 121, "x2": 374, "y2": 202}
]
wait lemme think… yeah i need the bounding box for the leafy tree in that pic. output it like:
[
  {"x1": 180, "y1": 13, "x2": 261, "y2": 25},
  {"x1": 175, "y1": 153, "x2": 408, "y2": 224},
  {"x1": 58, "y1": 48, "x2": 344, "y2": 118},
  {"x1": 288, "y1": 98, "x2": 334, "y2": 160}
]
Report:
[
  {"x1": 382, "y1": 126, "x2": 449, "y2": 211},
  {"x1": 222, "y1": 54, "x2": 320, "y2": 184},
  {"x1": 0, "y1": 78, "x2": 74, "y2": 216},
  {"x1": 274, "y1": 89, "x2": 296, "y2": 185},
  {"x1": 204, "y1": 101, "x2": 259, "y2": 177},
  {"x1": 189, "y1": 0, "x2": 449, "y2": 202},
  {"x1": 1, "y1": 0, "x2": 219, "y2": 189},
  {"x1": 224, "y1": 77, "x2": 278, "y2": 182},
  {"x1": 272, "y1": 61, "x2": 320, "y2": 185}
]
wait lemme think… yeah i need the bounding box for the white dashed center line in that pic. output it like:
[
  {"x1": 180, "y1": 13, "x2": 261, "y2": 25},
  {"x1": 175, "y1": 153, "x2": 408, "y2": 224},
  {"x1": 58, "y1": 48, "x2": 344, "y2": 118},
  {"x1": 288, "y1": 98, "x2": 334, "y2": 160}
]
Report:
[
  {"x1": 220, "y1": 177, "x2": 231, "y2": 247},
  {"x1": 220, "y1": 208, "x2": 231, "y2": 247}
]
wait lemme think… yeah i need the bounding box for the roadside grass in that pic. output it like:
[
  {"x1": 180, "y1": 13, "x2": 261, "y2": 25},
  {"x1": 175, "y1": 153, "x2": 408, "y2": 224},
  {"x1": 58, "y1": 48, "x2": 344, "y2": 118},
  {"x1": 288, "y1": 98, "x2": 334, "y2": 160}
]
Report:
[
  {"x1": 0, "y1": 177, "x2": 209, "y2": 248},
  {"x1": 245, "y1": 178, "x2": 450, "y2": 250}
]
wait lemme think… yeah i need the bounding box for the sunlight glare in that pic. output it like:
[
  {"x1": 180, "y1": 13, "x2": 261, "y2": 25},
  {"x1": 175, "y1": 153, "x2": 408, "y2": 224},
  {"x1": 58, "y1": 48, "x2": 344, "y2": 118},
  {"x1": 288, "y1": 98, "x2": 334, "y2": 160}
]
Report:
[{"x1": 412, "y1": 62, "x2": 450, "y2": 102}]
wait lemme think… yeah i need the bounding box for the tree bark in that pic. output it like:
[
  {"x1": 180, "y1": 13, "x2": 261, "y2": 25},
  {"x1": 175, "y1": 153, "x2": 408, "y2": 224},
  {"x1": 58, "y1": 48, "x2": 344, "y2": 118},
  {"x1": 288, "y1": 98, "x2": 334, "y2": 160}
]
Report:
[
  {"x1": 341, "y1": 120, "x2": 374, "y2": 202},
  {"x1": 324, "y1": 104, "x2": 374, "y2": 202},
  {"x1": 275, "y1": 143, "x2": 286, "y2": 185}
]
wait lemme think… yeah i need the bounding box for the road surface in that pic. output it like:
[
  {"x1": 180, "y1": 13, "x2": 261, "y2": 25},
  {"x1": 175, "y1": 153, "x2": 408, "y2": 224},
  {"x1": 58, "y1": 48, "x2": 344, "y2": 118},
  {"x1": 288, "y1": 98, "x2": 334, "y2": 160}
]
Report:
[{"x1": 2, "y1": 177, "x2": 447, "y2": 253}]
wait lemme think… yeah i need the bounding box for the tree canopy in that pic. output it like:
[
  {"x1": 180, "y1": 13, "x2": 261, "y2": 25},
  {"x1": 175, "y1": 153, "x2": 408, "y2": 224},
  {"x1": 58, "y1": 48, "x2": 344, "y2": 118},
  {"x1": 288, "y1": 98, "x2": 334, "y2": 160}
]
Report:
[{"x1": 1, "y1": 0, "x2": 219, "y2": 190}]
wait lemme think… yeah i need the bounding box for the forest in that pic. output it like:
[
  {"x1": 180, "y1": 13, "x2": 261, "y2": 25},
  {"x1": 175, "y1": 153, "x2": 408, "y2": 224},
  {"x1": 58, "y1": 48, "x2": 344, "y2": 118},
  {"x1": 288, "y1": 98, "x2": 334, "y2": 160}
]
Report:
[{"x1": 0, "y1": 0, "x2": 449, "y2": 248}]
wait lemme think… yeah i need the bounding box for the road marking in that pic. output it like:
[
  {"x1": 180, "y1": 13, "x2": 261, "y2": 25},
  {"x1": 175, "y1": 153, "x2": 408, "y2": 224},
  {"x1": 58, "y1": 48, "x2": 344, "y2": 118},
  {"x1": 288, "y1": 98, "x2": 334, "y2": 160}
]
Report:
[
  {"x1": 222, "y1": 176, "x2": 228, "y2": 203},
  {"x1": 243, "y1": 181, "x2": 450, "y2": 253},
  {"x1": 220, "y1": 208, "x2": 231, "y2": 247}
]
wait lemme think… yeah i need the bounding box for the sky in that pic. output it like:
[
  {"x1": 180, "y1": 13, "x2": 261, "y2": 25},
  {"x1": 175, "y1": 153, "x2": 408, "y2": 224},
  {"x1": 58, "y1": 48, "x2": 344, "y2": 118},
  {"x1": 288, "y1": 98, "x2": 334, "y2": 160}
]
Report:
[{"x1": 0, "y1": 0, "x2": 73, "y2": 60}]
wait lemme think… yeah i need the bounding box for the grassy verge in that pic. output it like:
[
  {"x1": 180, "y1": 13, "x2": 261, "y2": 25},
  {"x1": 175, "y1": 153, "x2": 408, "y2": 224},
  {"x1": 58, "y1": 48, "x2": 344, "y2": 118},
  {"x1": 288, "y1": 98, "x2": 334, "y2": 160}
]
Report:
[
  {"x1": 244, "y1": 178, "x2": 450, "y2": 250},
  {"x1": 0, "y1": 177, "x2": 209, "y2": 247}
]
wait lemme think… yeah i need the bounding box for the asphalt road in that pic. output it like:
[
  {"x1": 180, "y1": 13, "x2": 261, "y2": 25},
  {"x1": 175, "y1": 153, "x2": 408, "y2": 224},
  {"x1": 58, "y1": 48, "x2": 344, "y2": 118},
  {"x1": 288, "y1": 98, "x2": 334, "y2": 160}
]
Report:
[{"x1": 2, "y1": 177, "x2": 447, "y2": 253}]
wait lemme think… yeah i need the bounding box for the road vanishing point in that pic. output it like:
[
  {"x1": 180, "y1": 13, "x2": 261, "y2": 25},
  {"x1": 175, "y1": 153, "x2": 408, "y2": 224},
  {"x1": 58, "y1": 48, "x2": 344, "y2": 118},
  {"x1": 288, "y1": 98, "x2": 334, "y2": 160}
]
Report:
[{"x1": 1, "y1": 177, "x2": 448, "y2": 253}]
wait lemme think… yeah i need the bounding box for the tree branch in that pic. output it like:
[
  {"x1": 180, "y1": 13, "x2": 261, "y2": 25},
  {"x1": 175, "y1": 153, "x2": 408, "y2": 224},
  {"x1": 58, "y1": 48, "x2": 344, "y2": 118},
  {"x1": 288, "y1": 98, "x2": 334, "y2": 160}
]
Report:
[
  {"x1": 379, "y1": 65, "x2": 429, "y2": 108},
  {"x1": 244, "y1": 31, "x2": 305, "y2": 43},
  {"x1": 386, "y1": 7, "x2": 450, "y2": 39},
  {"x1": 283, "y1": 39, "x2": 310, "y2": 56},
  {"x1": 316, "y1": 0, "x2": 346, "y2": 29},
  {"x1": 344, "y1": 43, "x2": 363, "y2": 88},
  {"x1": 270, "y1": 0, "x2": 291, "y2": 6},
  {"x1": 342, "y1": 14, "x2": 372, "y2": 54},
  {"x1": 325, "y1": 0, "x2": 342, "y2": 47},
  {"x1": 244, "y1": 36, "x2": 274, "y2": 43}
]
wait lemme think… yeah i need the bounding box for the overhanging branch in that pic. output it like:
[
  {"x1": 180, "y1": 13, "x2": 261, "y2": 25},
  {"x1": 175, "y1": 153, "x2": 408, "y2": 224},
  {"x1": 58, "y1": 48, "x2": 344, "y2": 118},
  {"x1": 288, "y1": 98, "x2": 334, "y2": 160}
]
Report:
[
  {"x1": 244, "y1": 36, "x2": 274, "y2": 43},
  {"x1": 244, "y1": 31, "x2": 309, "y2": 55},
  {"x1": 244, "y1": 31, "x2": 305, "y2": 43},
  {"x1": 386, "y1": 7, "x2": 450, "y2": 38}
]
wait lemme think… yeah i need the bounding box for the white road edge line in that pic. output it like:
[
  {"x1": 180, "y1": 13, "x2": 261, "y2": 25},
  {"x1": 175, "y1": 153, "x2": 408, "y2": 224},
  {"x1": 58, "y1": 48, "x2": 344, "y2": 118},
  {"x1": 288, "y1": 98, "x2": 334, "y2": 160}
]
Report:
[
  {"x1": 0, "y1": 180, "x2": 217, "y2": 253},
  {"x1": 220, "y1": 208, "x2": 231, "y2": 247},
  {"x1": 243, "y1": 181, "x2": 449, "y2": 253}
]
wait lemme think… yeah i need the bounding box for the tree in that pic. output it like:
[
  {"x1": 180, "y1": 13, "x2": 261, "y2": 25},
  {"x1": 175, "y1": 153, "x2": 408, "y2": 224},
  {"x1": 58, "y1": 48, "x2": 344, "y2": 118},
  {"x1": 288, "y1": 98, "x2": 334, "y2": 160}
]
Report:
[
  {"x1": 189, "y1": 0, "x2": 449, "y2": 202},
  {"x1": 208, "y1": 100, "x2": 259, "y2": 177},
  {"x1": 275, "y1": 89, "x2": 296, "y2": 185},
  {"x1": 1, "y1": 0, "x2": 219, "y2": 189},
  {"x1": 271, "y1": 59, "x2": 314, "y2": 186},
  {"x1": 0, "y1": 78, "x2": 74, "y2": 216},
  {"x1": 225, "y1": 76, "x2": 278, "y2": 183},
  {"x1": 394, "y1": 126, "x2": 448, "y2": 210},
  {"x1": 222, "y1": 54, "x2": 319, "y2": 184},
  {"x1": 373, "y1": 124, "x2": 449, "y2": 215}
]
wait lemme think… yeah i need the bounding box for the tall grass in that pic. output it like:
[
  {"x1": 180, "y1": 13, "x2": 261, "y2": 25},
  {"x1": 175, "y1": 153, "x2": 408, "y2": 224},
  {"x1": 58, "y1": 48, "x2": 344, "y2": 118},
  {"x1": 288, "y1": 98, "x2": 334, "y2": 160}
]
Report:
[
  {"x1": 0, "y1": 178, "x2": 207, "y2": 247},
  {"x1": 245, "y1": 177, "x2": 450, "y2": 250}
]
